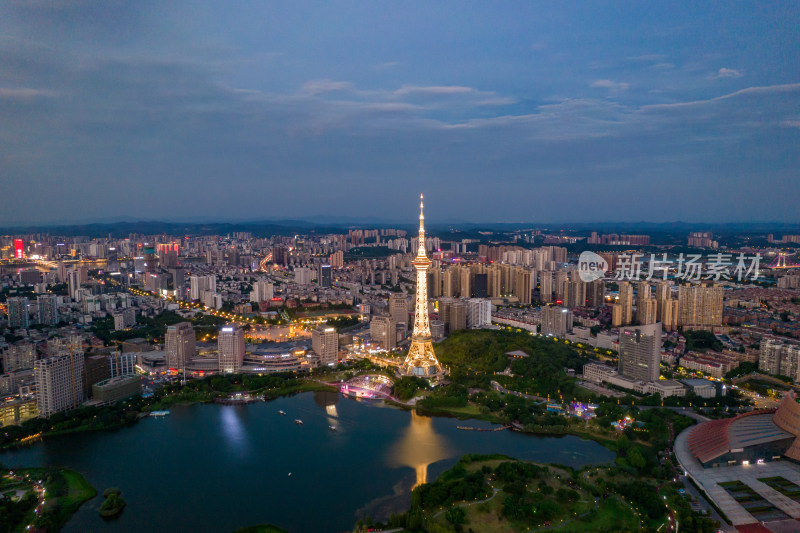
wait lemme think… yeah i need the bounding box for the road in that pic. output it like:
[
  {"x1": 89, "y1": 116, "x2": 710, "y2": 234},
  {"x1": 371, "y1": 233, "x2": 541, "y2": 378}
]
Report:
[{"x1": 636, "y1": 405, "x2": 711, "y2": 423}]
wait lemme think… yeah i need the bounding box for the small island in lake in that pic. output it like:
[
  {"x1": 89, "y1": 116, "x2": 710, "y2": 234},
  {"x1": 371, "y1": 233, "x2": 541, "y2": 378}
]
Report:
[{"x1": 98, "y1": 487, "x2": 126, "y2": 519}]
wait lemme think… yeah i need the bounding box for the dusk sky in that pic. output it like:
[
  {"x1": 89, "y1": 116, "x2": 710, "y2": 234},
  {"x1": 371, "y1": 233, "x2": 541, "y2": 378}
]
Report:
[{"x1": 1, "y1": 1, "x2": 799, "y2": 226}]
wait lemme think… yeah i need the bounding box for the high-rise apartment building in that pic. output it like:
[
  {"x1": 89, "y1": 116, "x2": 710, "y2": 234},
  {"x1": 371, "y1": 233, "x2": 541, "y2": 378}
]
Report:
[
  {"x1": 618, "y1": 323, "x2": 662, "y2": 382},
  {"x1": 442, "y1": 267, "x2": 459, "y2": 298},
  {"x1": 759, "y1": 339, "x2": 800, "y2": 381},
  {"x1": 540, "y1": 306, "x2": 573, "y2": 337},
  {"x1": 465, "y1": 299, "x2": 492, "y2": 328},
  {"x1": 312, "y1": 326, "x2": 339, "y2": 365},
  {"x1": 2, "y1": 344, "x2": 37, "y2": 372},
  {"x1": 564, "y1": 280, "x2": 586, "y2": 309},
  {"x1": 34, "y1": 350, "x2": 85, "y2": 417},
  {"x1": 539, "y1": 271, "x2": 553, "y2": 303},
  {"x1": 514, "y1": 268, "x2": 532, "y2": 305},
  {"x1": 36, "y1": 294, "x2": 58, "y2": 326},
  {"x1": 448, "y1": 301, "x2": 468, "y2": 332},
  {"x1": 251, "y1": 280, "x2": 274, "y2": 303},
  {"x1": 190, "y1": 275, "x2": 216, "y2": 300},
  {"x1": 329, "y1": 250, "x2": 344, "y2": 269},
  {"x1": 678, "y1": 282, "x2": 723, "y2": 329},
  {"x1": 165, "y1": 322, "x2": 196, "y2": 371},
  {"x1": 655, "y1": 282, "x2": 679, "y2": 332},
  {"x1": 636, "y1": 283, "x2": 657, "y2": 325},
  {"x1": 587, "y1": 279, "x2": 605, "y2": 308},
  {"x1": 617, "y1": 281, "x2": 634, "y2": 326},
  {"x1": 294, "y1": 267, "x2": 314, "y2": 285},
  {"x1": 427, "y1": 266, "x2": 442, "y2": 298},
  {"x1": 218, "y1": 325, "x2": 245, "y2": 374},
  {"x1": 7, "y1": 297, "x2": 29, "y2": 329}
]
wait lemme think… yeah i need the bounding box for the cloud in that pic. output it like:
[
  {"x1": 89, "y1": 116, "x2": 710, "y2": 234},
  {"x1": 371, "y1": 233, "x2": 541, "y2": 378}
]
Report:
[
  {"x1": 394, "y1": 85, "x2": 475, "y2": 96},
  {"x1": 590, "y1": 79, "x2": 630, "y2": 92},
  {"x1": 474, "y1": 97, "x2": 517, "y2": 106},
  {"x1": 626, "y1": 54, "x2": 667, "y2": 62},
  {"x1": 0, "y1": 87, "x2": 55, "y2": 99},
  {"x1": 301, "y1": 79, "x2": 353, "y2": 95},
  {"x1": 712, "y1": 67, "x2": 742, "y2": 79},
  {"x1": 373, "y1": 61, "x2": 400, "y2": 70},
  {"x1": 641, "y1": 83, "x2": 800, "y2": 111}
]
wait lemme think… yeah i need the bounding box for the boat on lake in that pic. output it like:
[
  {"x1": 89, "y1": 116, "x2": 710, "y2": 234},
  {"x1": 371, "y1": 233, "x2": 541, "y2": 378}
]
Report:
[{"x1": 294, "y1": 419, "x2": 303, "y2": 425}]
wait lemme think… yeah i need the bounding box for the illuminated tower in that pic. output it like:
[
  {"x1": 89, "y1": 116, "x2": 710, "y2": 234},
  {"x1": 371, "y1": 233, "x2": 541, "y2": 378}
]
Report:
[{"x1": 400, "y1": 194, "x2": 445, "y2": 378}]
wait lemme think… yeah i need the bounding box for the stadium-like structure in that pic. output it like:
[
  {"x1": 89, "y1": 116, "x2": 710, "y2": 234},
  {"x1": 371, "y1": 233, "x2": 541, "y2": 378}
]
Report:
[{"x1": 687, "y1": 391, "x2": 800, "y2": 468}]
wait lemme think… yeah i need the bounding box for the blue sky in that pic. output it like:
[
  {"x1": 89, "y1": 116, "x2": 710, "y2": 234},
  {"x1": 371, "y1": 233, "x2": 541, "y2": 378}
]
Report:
[{"x1": 1, "y1": 1, "x2": 798, "y2": 225}]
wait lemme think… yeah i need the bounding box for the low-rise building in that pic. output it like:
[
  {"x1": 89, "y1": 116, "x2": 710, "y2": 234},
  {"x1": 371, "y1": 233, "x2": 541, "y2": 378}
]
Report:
[{"x1": 92, "y1": 375, "x2": 142, "y2": 404}]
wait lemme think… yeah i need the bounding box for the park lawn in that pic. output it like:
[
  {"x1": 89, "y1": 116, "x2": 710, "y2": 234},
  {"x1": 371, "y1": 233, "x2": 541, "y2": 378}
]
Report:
[
  {"x1": 556, "y1": 496, "x2": 640, "y2": 532},
  {"x1": 41, "y1": 469, "x2": 97, "y2": 524},
  {"x1": 460, "y1": 494, "x2": 518, "y2": 533}
]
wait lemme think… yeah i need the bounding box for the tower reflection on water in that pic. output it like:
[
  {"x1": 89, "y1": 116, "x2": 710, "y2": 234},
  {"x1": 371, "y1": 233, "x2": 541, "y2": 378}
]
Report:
[
  {"x1": 390, "y1": 411, "x2": 452, "y2": 488},
  {"x1": 313, "y1": 390, "x2": 340, "y2": 426}
]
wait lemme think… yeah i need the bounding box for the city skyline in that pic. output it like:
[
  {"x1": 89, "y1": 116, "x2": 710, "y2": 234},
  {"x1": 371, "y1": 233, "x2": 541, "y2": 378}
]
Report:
[{"x1": 1, "y1": 2, "x2": 799, "y2": 225}]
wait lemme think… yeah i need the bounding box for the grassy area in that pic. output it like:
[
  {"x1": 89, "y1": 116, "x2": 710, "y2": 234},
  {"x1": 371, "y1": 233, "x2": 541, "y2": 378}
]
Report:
[
  {"x1": 378, "y1": 456, "x2": 651, "y2": 533},
  {"x1": 0, "y1": 467, "x2": 96, "y2": 533}
]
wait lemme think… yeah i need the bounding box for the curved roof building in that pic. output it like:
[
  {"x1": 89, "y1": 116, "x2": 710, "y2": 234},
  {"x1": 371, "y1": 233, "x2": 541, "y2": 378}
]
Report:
[{"x1": 687, "y1": 392, "x2": 800, "y2": 467}]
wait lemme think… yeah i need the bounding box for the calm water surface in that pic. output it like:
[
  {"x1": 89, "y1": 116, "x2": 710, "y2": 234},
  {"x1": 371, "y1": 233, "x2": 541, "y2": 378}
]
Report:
[{"x1": 2, "y1": 392, "x2": 614, "y2": 532}]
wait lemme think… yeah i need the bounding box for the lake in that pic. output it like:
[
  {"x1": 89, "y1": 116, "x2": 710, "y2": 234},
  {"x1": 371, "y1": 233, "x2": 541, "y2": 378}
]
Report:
[{"x1": 2, "y1": 392, "x2": 614, "y2": 532}]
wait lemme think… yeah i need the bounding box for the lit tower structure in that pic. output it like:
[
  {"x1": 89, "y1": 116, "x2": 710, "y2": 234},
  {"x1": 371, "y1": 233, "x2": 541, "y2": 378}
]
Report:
[{"x1": 400, "y1": 194, "x2": 445, "y2": 378}]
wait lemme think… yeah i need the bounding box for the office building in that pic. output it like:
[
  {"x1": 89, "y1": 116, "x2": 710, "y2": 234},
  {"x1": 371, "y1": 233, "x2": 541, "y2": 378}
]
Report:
[
  {"x1": 92, "y1": 375, "x2": 142, "y2": 404},
  {"x1": 109, "y1": 351, "x2": 137, "y2": 377},
  {"x1": 318, "y1": 264, "x2": 332, "y2": 288},
  {"x1": 618, "y1": 323, "x2": 662, "y2": 383},
  {"x1": 312, "y1": 326, "x2": 339, "y2": 365},
  {"x1": 370, "y1": 316, "x2": 396, "y2": 350},
  {"x1": 165, "y1": 322, "x2": 196, "y2": 372},
  {"x1": 83, "y1": 355, "x2": 110, "y2": 399},
  {"x1": 218, "y1": 325, "x2": 245, "y2": 374},
  {"x1": 389, "y1": 293, "x2": 409, "y2": 326}
]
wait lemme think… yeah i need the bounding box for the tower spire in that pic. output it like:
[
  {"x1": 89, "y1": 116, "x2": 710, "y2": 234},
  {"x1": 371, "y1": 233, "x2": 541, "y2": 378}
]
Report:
[
  {"x1": 400, "y1": 193, "x2": 445, "y2": 379},
  {"x1": 417, "y1": 193, "x2": 426, "y2": 258}
]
